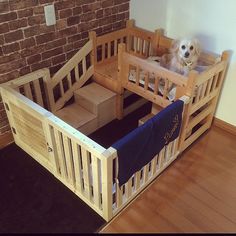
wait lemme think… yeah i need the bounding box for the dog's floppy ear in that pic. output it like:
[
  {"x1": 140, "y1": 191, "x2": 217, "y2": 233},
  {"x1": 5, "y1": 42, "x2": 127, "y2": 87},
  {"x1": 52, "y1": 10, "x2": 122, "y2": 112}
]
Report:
[
  {"x1": 170, "y1": 39, "x2": 180, "y2": 53},
  {"x1": 193, "y1": 38, "x2": 201, "y2": 56}
]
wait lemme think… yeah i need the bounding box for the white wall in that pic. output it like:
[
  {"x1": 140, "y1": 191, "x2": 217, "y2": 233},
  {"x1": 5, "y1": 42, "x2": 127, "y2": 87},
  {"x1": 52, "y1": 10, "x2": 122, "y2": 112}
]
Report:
[{"x1": 130, "y1": 0, "x2": 236, "y2": 126}]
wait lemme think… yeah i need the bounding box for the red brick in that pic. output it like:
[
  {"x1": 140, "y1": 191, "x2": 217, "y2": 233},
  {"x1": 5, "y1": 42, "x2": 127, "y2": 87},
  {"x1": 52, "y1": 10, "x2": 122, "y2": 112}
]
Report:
[
  {"x1": 52, "y1": 54, "x2": 66, "y2": 65},
  {"x1": 0, "y1": 12, "x2": 17, "y2": 23},
  {"x1": 4, "y1": 30, "x2": 24, "y2": 43},
  {"x1": 34, "y1": 6, "x2": 44, "y2": 15},
  {"x1": 0, "y1": 35, "x2": 4, "y2": 45},
  {"x1": 68, "y1": 33, "x2": 82, "y2": 43},
  {"x1": 0, "y1": 2, "x2": 9, "y2": 14},
  {"x1": 64, "y1": 43, "x2": 74, "y2": 52},
  {"x1": 0, "y1": 124, "x2": 11, "y2": 134},
  {"x1": 21, "y1": 45, "x2": 45, "y2": 57},
  {"x1": 24, "y1": 25, "x2": 55, "y2": 38},
  {"x1": 36, "y1": 32, "x2": 56, "y2": 44},
  {"x1": 27, "y1": 54, "x2": 42, "y2": 65},
  {"x1": 19, "y1": 66, "x2": 31, "y2": 76},
  {"x1": 2, "y1": 42, "x2": 20, "y2": 55},
  {"x1": 58, "y1": 26, "x2": 77, "y2": 38},
  {"x1": 42, "y1": 47, "x2": 63, "y2": 60},
  {"x1": 45, "y1": 38, "x2": 67, "y2": 50},
  {"x1": 118, "y1": 3, "x2": 129, "y2": 12},
  {"x1": 82, "y1": 2, "x2": 101, "y2": 13},
  {"x1": 18, "y1": 8, "x2": 33, "y2": 18},
  {"x1": 101, "y1": 0, "x2": 114, "y2": 8},
  {"x1": 28, "y1": 15, "x2": 45, "y2": 26},
  {"x1": 76, "y1": 0, "x2": 95, "y2": 6},
  {"x1": 114, "y1": 0, "x2": 129, "y2": 5},
  {"x1": 96, "y1": 9, "x2": 104, "y2": 19},
  {"x1": 81, "y1": 12, "x2": 96, "y2": 22},
  {"x1": 104, "y1": 8, "x2": 112, "y2": 16},
  {"x1": 20, "y1": 37, "x2": 36, "y2": 50},
  {"x1": 9, "y1": 0, "x2": 38, "y2": 11},
  {"x1": 0, "y1": 109, "x2": 7, "y2": 119},
  {"x1": 55, "y1": 0, "x2": 75, "y2": 11},
  {"x1": 56, "y1": 19, "x2": 67, "y2": 30},
  {"x1": 67, "y1": 16, "x2": 80, "y2": 26},
  {"x1": 73, "y1": 6, "x2": 82, "y2": 16},
  {"x1": 0, "y1": 53, "x2": 21, "y2": 65},
  {"x1": 31, "y1": 59, "x2": 51, "y2": 71},
  {"x1": 39, "y1": 0, "x2": 54, "y2": 4},
  {"x1": 9, "y1": 19, "x2": 28, "y2": 31},
  {"x1": 49, "y1": 63, "x2": 63, "y2": 75},
  {"x1": 0, "y1": 59, "x2": 26, "y2": 74},
  {"x1": 59, "y1": 9, "x2": 72, "y2": 19},
  {"x1": 0, "y1": 23, "x2": 9, "y2": 34}
]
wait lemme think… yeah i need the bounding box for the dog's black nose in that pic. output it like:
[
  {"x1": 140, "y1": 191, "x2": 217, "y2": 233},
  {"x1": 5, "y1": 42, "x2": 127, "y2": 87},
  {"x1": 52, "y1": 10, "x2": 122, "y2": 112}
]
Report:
[{"x1": 185, "y1": 52, "x2": 190, "y2": 58}]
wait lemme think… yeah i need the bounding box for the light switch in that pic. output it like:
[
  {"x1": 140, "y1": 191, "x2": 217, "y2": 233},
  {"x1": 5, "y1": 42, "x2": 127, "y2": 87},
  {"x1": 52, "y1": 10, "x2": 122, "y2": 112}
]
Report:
[{"x1": 44, "y1": 4, "x2": 56, "y2": 26}]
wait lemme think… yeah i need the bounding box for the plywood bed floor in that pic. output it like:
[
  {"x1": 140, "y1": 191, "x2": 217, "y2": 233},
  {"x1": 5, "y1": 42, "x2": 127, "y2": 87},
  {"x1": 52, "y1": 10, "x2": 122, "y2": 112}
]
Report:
[{"x1": 100, "y1": 126, "x2": 236, "y2": 233}]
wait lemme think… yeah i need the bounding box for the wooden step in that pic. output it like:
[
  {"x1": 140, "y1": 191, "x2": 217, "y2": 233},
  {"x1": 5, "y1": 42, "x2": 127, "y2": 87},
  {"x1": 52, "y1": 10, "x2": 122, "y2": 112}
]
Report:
[
  {"x1": 54, "y1": 103, "x2": 97, "y2": 135},
  {"x1": 138, "y1": 113, "x2": 155, "y2": 126},
  {"x1": 74, "y1": 82, "x2": 116, "y2": 127}
]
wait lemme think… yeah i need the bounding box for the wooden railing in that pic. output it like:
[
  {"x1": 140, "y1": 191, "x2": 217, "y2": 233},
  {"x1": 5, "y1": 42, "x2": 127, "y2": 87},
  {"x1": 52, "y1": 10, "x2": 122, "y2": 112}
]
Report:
[
  {"x1": 89, "y1": 19, "x2": 160, "y2": 67},
  {"x1": 118, "y1": 43, "x2": 189, "y2": 108},
  {"x1": 45, "y1": 40, "x2": 94, "y2": 112}
]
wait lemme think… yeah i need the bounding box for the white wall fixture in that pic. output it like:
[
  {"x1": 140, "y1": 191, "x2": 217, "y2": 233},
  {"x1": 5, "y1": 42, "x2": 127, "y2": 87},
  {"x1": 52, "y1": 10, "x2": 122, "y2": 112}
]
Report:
[{"x1": 44, "y1": 4, "x2": 56, "y2": 26}]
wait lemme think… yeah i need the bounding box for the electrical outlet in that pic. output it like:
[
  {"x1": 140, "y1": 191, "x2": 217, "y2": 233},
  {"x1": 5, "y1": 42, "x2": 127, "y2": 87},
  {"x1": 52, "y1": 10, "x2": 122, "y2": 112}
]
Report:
[{"x1": 44, "y1": 4, "x2": 56, "y2": 26}]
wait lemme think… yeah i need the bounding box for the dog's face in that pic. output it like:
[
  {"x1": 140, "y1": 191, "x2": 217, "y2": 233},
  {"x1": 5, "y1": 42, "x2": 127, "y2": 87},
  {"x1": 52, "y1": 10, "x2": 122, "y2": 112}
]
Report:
[{"x1": 171, "y1": 38, "x2": 201, "y2": 64}]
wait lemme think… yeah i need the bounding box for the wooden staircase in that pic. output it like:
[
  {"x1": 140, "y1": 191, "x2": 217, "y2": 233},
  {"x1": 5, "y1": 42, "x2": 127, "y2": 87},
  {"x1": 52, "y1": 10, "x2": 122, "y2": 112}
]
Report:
[{"x1": 54, "y1": 82, "x2": 116, "y2": 135}]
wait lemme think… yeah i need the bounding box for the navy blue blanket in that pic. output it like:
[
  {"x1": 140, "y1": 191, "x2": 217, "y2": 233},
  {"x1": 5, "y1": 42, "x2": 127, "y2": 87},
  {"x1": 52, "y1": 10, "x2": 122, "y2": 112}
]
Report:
[{"x1": 112, "y1": 100, "x2": 184, "y2": 187}]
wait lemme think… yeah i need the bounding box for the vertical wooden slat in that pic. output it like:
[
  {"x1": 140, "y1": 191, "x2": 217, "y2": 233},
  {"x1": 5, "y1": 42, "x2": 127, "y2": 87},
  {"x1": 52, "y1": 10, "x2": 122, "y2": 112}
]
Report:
[
  {"x1": 206, "y1": 77, "x2": 214, "y2": 96},
  {"x1": 33, "y1": 79, "x2": 44, "y2": 107},
  {"x1": 115, "y1": 157, "x2": 122, "y2": 208},
  {"x1": 82, "y1": 57, "x2": 87, "y2": 75},
  {"x1": 54, "y1": 130, "x2": 67, "y2": 179},
  {"x1": 24, "y1": 83, "x2": 33, "y2": 100},
  {"x1": 59, "y1": 81, "x2": 64, "y2": 96},
  {"x1": 200, "y1": 82, "x2": 207, "y2": 100},
  {"x1": 75, "y1": 65, "x2": 80, "y2": 81},
  {"x1": 102, "y1": 44, "x2": 105, "y2": 61},
  {"x1": 67, "y1": 73, "x2": 72, "y2": 89},
  {"x1": 163, "y1": 79, "x2": 169, "y2": 98},
  {"x1": 151, "y1": 154, "x2": 158, "y2": 176},
  {"x1": 135, "y1": 170, "x2": 141, "y2": 190},
  {"x1": 114, "y1": 39, "x2": 118, "y2": 56},
  {"x1": 144, "y1": 72, "x2": 148, "y2": 91},
  {"x1": 91, "y1": 155, "x2": 101, "y2": 208},
  {"x1": 143, "y1": 164, "x2": 149, "y2": 183},
  {"x1": 158, "y1": 149, "x2": 165, "y2": 169},
  {"x1": 136, "y1": 67, "x2": 140, "y2": 85},
  {"x1": 107, "y1": 41, "x2": 111, "y2": 59},
  {"x1": 154, "y1": 76, "x2": 159, "y2": 95},
  {"x1": 81, "y1": 147, "x2": 92, "y2": 199},
  {"x1": 125, "y1": 178, "x2": 132, "y2": 200},
  {"x1": 72, "y1": 141, "x2": 83, "y2": 192},
  {"x1": 212, "y1": 73, "x2": 220, "y2": 91},
  {"x1": 62, "y1": 135, "x2": 75, "y2": 186}
]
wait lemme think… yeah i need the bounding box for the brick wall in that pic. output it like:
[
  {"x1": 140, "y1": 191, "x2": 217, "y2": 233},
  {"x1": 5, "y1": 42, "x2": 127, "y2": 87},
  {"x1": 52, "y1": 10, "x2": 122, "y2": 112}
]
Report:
[{"x1": 0, "y1": 0, "x2": 130, "y2": 135}]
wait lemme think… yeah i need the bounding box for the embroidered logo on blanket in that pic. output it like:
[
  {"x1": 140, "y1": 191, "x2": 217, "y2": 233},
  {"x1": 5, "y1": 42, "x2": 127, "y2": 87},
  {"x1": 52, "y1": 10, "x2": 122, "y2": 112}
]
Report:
[{"x1": 164, "y1": 114, "x2": 179, "y2": 144}]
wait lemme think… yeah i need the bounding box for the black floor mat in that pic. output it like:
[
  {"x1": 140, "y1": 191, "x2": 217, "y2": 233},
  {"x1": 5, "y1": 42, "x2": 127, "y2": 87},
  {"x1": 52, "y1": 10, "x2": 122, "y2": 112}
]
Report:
[{"x1": 0, "y1": 144, "x2": 105, "y2": 233}]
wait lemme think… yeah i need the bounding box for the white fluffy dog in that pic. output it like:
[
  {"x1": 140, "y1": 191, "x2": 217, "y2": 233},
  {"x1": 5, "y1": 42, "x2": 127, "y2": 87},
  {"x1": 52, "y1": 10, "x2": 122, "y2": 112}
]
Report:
[{"x1": 161, "y1": 38, "x2": 201, "y2": 76}]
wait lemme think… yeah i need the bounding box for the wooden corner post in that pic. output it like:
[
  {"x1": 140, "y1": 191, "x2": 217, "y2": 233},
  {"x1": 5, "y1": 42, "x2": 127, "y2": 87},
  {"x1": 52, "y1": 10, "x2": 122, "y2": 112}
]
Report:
[
  {"x1": 89, "y1": 31, "x2": 97, "y2": 66},
  {"x1": 178, "y1": 70, "x2": 199, "y2": 152}
]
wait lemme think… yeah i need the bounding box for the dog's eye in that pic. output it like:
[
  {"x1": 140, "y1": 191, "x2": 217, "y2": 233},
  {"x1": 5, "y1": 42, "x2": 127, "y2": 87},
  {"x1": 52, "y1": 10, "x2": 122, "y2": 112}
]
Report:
[
  {"x1": 190, "y1": 46, "x2": 194, "y2": 50},
  {"x1": 181, "y1": 45, "x2": 186, "y2": 50}
]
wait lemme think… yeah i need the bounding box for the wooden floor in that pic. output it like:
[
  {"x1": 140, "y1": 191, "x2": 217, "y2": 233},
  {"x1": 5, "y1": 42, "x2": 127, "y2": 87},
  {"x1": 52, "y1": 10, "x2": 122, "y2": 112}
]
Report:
[{"x1": 100, "y1": 126, "x2": 236, "y2": 233}]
